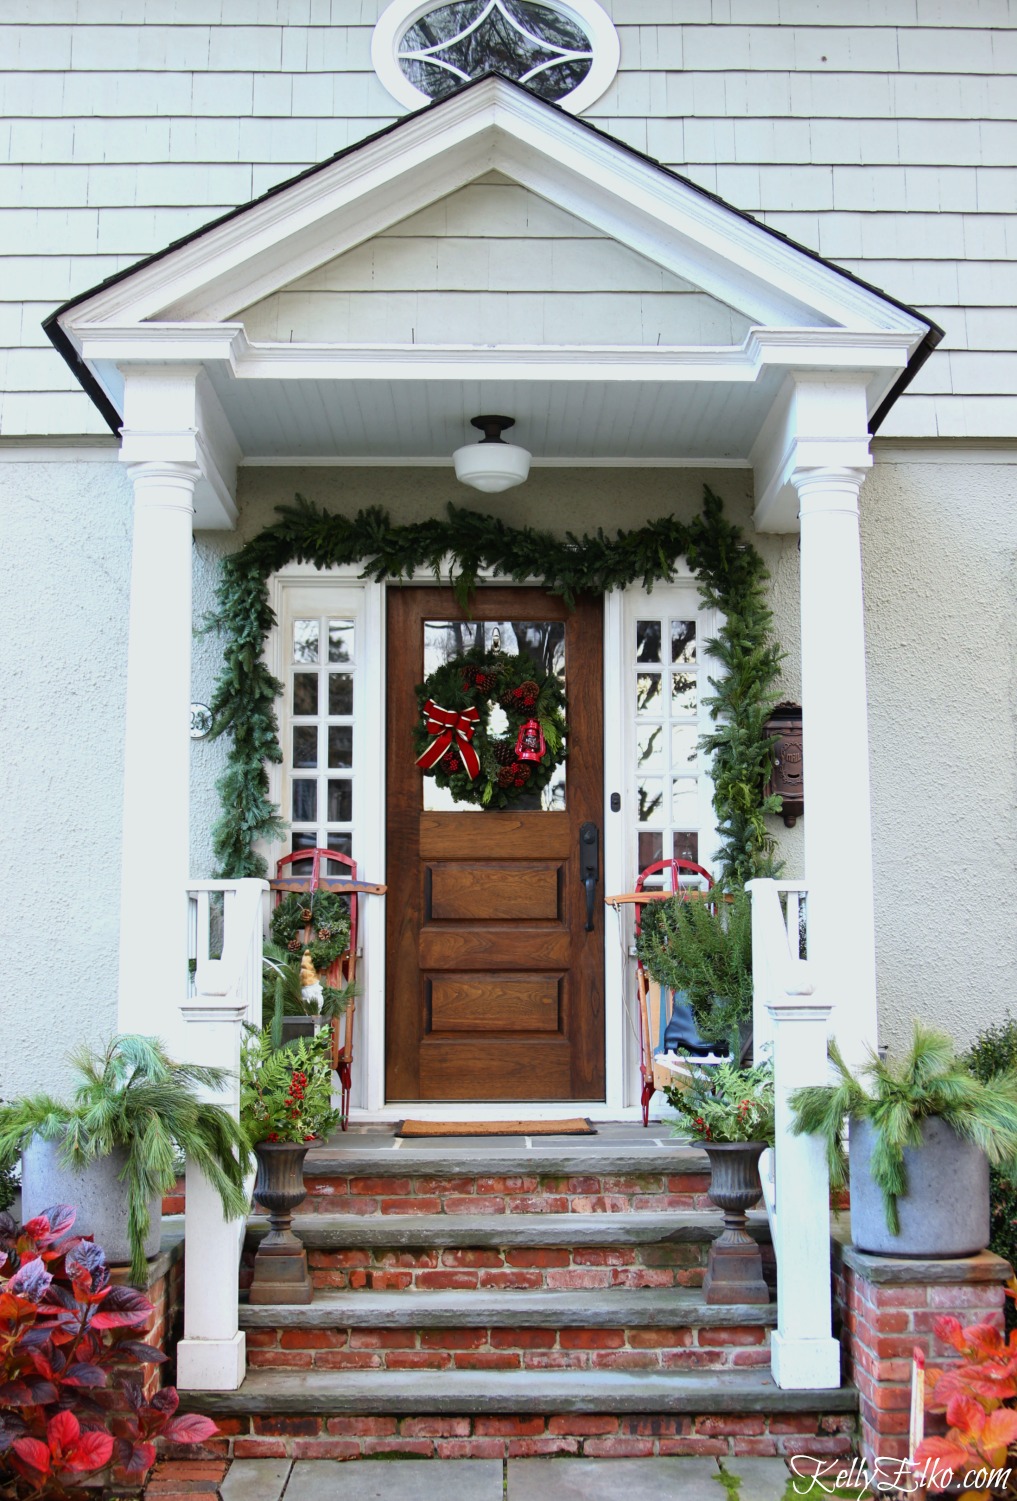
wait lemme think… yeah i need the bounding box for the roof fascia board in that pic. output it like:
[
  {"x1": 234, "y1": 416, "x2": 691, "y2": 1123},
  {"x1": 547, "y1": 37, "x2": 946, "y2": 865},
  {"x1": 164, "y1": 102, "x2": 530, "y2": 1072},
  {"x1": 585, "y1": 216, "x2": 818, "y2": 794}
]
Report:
[
  {"x1": 57, "y1": 80, "x2": 928, "y2": 346},
  {"x1": 78, "y1": 323, "x2": 911, "y2": 391}
]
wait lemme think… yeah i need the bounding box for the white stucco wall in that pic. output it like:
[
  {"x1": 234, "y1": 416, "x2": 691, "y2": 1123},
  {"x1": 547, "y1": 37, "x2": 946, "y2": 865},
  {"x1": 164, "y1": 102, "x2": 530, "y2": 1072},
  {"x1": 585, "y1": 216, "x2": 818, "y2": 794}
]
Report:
[{"x1": 0, "y1": 458, "x2": 131, "y2": 1101}]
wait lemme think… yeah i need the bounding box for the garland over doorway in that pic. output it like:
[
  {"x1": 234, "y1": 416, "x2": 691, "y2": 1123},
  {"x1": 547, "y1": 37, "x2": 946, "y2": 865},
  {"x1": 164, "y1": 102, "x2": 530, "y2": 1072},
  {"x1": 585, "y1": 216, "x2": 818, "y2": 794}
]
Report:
[{"x1": 206, "y1": 487, "x2": 784, "y2": 886}]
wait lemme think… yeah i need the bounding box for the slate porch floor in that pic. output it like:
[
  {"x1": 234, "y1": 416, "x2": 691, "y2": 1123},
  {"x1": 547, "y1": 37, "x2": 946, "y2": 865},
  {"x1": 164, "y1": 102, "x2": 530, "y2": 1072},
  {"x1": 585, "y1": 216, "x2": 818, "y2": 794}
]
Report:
[{"x1": 211, "y1": 1455, "x2": 860, "y2": 1501}]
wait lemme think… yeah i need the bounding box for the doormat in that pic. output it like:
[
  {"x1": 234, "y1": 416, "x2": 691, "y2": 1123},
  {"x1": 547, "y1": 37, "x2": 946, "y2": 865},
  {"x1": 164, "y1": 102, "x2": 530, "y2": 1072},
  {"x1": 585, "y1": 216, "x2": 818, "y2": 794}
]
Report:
[{"x1": 395, "y1": 1118, "x2": 597, "y2": 1138}]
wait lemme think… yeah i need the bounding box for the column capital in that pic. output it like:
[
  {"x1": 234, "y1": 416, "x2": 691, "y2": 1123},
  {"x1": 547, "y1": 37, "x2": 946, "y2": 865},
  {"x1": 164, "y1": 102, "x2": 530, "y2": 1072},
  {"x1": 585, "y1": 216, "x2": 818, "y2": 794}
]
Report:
[
  {"x1": 126, "y1": 460, "x2": 200, "y2": 516},
  {"x1": 792, "y1": 465, "x2": 869, "y2": 520}
]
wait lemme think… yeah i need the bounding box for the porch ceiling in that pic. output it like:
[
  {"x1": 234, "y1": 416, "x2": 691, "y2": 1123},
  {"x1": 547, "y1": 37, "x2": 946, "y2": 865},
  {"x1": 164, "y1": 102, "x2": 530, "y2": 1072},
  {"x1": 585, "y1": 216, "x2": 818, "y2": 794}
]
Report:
[{"x1": 204, "y1": 366, "x2": 782, "y2": 464}]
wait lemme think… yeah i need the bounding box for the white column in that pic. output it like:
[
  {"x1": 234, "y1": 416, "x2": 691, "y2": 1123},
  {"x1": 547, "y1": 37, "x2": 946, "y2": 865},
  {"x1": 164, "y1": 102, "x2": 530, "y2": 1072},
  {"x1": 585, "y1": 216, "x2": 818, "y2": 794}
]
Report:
[
  {"x1": 768, "y1": 990, "x2": 842, "y2": 1390},
  {"x1": 118, "y1": 461, "x2": 199, "y2": 1052},
  {"x1": 794, "y1": 466, "x2": 878, "y2": 1069},
  {"x1": 175, "y1": 998, "x2": 248, "y2": 1391}
]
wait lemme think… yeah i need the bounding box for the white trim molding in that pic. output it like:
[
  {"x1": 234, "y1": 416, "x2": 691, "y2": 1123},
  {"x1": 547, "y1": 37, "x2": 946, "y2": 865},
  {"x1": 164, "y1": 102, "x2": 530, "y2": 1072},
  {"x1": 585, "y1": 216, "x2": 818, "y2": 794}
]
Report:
[{"x1": 372, "y1": 0, "x2": 620, "y2": 116}]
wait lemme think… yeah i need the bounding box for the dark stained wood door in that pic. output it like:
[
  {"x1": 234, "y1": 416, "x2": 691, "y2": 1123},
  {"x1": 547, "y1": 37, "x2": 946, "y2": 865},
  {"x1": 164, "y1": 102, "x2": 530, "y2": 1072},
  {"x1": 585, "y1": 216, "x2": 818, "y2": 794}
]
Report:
[{"x1": 385, "y1": 586, "x2": 604, "y2": 1102}]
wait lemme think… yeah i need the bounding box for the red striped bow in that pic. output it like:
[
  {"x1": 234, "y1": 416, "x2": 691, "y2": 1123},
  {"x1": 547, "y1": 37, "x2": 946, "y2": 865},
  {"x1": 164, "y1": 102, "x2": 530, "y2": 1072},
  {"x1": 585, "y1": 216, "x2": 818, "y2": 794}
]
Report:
[{"x1": 415, "y1": 700, "x2": 481, "y2": 780}]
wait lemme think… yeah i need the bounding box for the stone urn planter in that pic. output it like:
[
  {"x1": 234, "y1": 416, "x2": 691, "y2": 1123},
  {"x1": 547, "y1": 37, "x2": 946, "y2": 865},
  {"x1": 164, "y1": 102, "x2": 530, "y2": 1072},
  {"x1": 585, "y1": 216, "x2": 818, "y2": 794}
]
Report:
[
  {"x1": 702, "y1": 1140, "x2": 769, "y2": 1305},
  {"x1": 249, "y1": 1140, "x2": 314, "y2": 1305},
  {"x1": 849, "y1": 1116, "x2": 990, "y2": 1258},
  {"x1": 21, "y1": 1138, "x2": 160, "y2": 1269}
]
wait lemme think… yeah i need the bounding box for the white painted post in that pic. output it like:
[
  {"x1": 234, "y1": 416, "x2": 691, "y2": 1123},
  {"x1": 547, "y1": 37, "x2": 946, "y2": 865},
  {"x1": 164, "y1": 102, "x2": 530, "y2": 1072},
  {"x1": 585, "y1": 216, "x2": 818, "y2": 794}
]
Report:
[
  {"x1": 747, "y1": 879, "x2": 774, "y2": 1061},
  {"x1": 117, "y1": 458, "x2": 199, "y2": 1055},
  {"x1": 175, "y1": 997, "x2": 248, "y2": 1392},
  {"x1": 768, "y1": 988, "x2": 841, "y2": 1390},
  {"x1": 794, "y1": 465, "x2": 878, "y2": 1070}
]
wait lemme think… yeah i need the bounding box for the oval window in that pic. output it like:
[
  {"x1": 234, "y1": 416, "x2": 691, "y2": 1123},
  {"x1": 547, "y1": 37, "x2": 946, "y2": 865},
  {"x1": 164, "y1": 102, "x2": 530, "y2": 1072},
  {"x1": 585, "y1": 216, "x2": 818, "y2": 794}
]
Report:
[{"x1": 373, "y1": 0, "x2": 619, "y2": 115}]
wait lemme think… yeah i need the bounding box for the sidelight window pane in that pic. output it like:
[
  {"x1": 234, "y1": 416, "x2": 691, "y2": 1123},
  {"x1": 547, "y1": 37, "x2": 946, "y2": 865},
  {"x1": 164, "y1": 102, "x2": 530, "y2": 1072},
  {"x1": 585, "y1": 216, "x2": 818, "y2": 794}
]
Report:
[
  {"x1": 328, "y1": 726, "x2": 353, "y2": 769},
  {"x1": 327, "y1": 780, "x2": 352, "y2": 823},
  {"x1": 636, "y1": 672, "x2": 661, "y2": 716},
  {"x1": 293, "y1": 673, "x2": 318, "y2": 715},
  {"x1": 328, "y1": 620, "x2": 354, "y2": 663},
  {"x1": 293, "y1": 726, "x2": 317, "y2": 768},
  {"x1": 636, "y1": 620, "x2": 661, "y2": 663},
  {"x1": 293, "y1": 620, "x2": 319, "y2": 664},
  {"x1": 328, "y1": 674, "x2": 353, "y2": 716},
  {"x1": 637, "y1": 723, "x2": 664, "y2": 771},
  {"x1": 671, "y1": 620, "x2": 696, "y2": 663},
  {"x1": 292, "y1": 780, "x2": 317, "y2": 823}
]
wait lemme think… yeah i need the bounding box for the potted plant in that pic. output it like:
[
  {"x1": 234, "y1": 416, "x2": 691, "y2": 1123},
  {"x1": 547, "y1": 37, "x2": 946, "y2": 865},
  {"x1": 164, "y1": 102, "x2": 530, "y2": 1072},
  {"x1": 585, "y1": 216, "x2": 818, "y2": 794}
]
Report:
[
  {"x1": 240, "y1": 1027, "x2": 339, "y2": 1304},
  {"x1": 665, "y1": 1058, "x2": 775, "y2": 1304},
  {"x1": 789, "y1": 1022, "x2": 1017, "y2": 1258},
  {"x1": 637, "y1": 886, "x2": 753, "y2": 1060},
  {"x1": 0, "y1": 1034, "x2": 252, "y2": 1285}
]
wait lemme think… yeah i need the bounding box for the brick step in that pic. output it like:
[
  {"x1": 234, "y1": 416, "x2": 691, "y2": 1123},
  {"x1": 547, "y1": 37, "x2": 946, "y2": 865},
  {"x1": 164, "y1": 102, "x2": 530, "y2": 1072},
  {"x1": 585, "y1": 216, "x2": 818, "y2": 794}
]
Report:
[
  {"x1": 292, "y1": 1166, "x2": 713, "y2": 1216},
  {"x1": 239, "y1": 1289, "x2": 776, "y2": 1374},
  {"x1": 244, "y1": 1212, "x2": 771, "y2": 1292},
  {"x1": 181, "y1": 1369, "x2": 858, "y2": 1462}
]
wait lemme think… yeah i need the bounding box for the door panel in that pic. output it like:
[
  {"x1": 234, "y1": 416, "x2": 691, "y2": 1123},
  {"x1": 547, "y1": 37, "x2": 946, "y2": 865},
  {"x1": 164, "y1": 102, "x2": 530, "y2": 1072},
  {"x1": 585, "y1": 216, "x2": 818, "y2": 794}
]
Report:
[{"x1": 385, "y1": 586, "x2": 604, "y2": 1102}]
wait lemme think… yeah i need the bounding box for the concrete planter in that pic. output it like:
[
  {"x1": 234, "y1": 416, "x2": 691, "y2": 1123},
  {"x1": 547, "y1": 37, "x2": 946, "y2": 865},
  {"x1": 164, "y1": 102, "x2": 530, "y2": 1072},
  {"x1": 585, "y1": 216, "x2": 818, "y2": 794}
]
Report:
[
  {"x1": 20, "y1": 1138, "x2": 161, "y2": 1268},
  {"x1": 849, "y1": 1115, "x2": 990, "y2": 1258}
]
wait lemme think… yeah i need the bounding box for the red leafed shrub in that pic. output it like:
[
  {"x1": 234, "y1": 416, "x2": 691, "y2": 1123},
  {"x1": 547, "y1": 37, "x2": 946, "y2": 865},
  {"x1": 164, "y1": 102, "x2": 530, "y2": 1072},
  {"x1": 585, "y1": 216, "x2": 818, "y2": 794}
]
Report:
[
  {"x1": 914, "y1": 1310, "x2": 1017, "y2": 1498},
  {"x1": 0, "y1": 1205, "x2": 218, "y2": 1499}
]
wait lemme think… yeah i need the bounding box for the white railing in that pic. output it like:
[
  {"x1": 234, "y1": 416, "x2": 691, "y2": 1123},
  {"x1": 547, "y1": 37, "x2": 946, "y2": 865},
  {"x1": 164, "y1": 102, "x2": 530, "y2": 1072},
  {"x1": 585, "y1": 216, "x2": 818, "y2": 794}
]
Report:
[
  {"x1": 177, "y1": 878, "x2": 267, "y2": 1392},
  {"x1": 747, "y1": 877, "x2": 841, "y2": 1391}
]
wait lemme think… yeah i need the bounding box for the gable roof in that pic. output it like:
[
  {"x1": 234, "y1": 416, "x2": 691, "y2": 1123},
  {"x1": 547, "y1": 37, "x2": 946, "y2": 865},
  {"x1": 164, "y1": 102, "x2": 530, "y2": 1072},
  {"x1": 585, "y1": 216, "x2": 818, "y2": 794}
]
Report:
[{"x1": 46, "y1": 73, "x2": 940, "y2": 438}]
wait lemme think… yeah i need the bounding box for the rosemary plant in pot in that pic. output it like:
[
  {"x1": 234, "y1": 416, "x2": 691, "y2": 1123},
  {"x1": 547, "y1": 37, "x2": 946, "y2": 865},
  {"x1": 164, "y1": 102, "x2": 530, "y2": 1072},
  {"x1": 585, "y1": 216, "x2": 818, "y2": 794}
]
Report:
[
  {"x1": 665, "y1": 1058, "x2": 775, "y2": 1304},
  {"x1": 0, "y1": 1034, "x2": 252, "y2": 1284},
  {"x1": 789, "y1": 1023, "x2": 1017, "y2": 1258},
  {"x1": 637, "y1": 888, "x2": 753, "y2": 1061},
  {"x1": 241, "y1": 1027, "x2": 339, "y2": 1304}
]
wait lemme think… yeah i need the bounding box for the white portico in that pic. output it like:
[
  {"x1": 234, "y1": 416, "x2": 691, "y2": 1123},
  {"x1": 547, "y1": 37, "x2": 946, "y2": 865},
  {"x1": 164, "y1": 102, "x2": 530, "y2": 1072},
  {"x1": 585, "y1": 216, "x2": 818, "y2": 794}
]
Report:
[{"x1": 49, "y1": 77, "x2": 933, "y2": 1097}]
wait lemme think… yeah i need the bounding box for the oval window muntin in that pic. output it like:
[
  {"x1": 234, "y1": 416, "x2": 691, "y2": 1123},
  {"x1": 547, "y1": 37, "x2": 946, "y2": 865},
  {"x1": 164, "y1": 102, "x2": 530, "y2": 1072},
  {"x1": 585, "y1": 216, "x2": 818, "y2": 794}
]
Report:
[{"x1": 372, "y1": 0, "x2": 620, "y2": 115}]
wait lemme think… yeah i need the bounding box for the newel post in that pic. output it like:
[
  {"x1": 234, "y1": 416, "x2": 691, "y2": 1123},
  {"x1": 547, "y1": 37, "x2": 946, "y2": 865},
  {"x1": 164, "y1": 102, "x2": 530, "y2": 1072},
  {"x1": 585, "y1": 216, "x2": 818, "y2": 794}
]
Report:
[
  {"x1": 768, "y1": 989, "x2": 841, "y2": 1390},
  {"x1": 175, "y1": 999, "x2": 248, "y2": 1392}
]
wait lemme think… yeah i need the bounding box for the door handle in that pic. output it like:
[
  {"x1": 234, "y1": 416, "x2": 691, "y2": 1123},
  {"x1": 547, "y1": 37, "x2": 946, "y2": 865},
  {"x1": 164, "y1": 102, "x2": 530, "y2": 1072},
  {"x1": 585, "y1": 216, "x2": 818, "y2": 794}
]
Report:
[{"x1": 579, "y1": 821, "x2": 599, "y2": 932}]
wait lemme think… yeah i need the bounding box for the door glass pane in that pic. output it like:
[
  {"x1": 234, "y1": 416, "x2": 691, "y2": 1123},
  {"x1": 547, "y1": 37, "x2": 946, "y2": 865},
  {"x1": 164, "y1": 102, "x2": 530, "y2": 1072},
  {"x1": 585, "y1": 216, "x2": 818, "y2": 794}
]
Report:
[
  {"x1": 636, "y1": 672, "x2": 661, "y2": 716},
  {"x1": 292, "y1": 780, "x2": 317, "y2": 822},
  {"x1": 421, "y1": 618, "x2": 566, "y2": 812},
  {"x1": 674, "y1": 831, "x2": 700, "y2": 865},
  {"x1": 636, "y1": 620, "x2": 661, "y2": 663},
  {"x1": 638, "y1": 831, "x2": 663, "y2": 870},
  {"x1": 328, "y1": 726, "x2": 353, "y2": 768},
  {"x1": 328, "y1": 674, "x2": 354, "y2": 716},
  {"x1": 293, "y1": 673, "x2": 318, "y2": 715},
  {"x1": 327, "y1": 779, "x2": 352, "y2": 823},
  {"x1": 293, "y1": 726, "x2": 317, "y2": 768},
  {"x1": 328, "y1": 620, "x2": 354, "y2": 663},
  {"x1": 671, "y1": 724, "x2": 698, "y2": 771},
  {"x1": 672, "y1": 779, "x2": 698, "y2": 824},
  {"x1": 324, "y1": 831, "x2": 352, "y2": 857},
  {"x1": 637, "y1": 723, "x2": 664, "y2": 771},
  {"x1": 671, "y1": 672, "x2": 697, "y2": 715},
  {"x1": 293, "y1": 620, "x2": 319, "y2": 663},
  {"x1": 637, "y1": 778, "x2": 663, "y2": 824},
  {"x1": 671, "y1": 620, "x2": 696, "y2": 663}
]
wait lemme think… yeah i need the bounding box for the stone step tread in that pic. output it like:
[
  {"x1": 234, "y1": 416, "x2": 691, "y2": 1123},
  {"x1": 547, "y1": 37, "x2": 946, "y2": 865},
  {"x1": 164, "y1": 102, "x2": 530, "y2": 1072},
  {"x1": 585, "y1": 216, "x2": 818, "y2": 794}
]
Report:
[
  {"x1": 238, "y1": 1287, "x2": 777, "y2": 1330},
  {"x1": 246, "y1": 1211, "x2": 767, "y2": 1250},
  {"x1": 305, "y1": 1146, "x2": 708, "y2": 1181},
  {"x1": 186, "y1": 1367, "x2": 856, "y2": 1417}
]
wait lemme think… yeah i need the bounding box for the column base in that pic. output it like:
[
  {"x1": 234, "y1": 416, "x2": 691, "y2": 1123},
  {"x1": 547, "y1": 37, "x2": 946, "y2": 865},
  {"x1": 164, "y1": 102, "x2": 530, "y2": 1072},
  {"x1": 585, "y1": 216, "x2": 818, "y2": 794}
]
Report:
[
  {"x1": 176, "y1": 1331, "x2": 246, "y2": 1391},
  {"x1": 770, "y1": 1330, "x2": 842, "y2": 1390}
]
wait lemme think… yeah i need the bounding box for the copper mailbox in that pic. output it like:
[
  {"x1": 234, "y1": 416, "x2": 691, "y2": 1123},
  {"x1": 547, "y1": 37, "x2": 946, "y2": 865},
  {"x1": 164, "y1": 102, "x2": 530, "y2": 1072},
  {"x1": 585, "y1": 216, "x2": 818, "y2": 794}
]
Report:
[{"x1": 765, "y1": 702, "x2": 804, "y2": 827}]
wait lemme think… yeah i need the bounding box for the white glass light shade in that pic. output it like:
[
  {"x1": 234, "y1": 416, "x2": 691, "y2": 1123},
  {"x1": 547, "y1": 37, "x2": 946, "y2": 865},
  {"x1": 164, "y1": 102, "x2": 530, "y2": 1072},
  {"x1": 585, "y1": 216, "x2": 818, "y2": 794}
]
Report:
[{"x1": 453, "y1": 440, "x2": 531, "y2": 494}]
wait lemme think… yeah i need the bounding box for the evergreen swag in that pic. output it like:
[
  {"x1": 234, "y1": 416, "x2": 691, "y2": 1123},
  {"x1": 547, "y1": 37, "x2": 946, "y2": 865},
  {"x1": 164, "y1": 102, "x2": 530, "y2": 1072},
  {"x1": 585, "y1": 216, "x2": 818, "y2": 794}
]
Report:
[
  {"x1": 414, "y1": 647, "x2": 566, "y2": 809},
  {"x1": 206, "y1": 487, "x2": 784, "y2": 884}
]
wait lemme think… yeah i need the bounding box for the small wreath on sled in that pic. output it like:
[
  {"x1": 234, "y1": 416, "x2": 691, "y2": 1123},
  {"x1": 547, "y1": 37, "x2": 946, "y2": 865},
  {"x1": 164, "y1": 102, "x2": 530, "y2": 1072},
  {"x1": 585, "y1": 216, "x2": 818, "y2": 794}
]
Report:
[
  {"x1": 413, "y1": 647, "x2": 567, "y2": 810},
  {"x1": 270, "y1": 889, "x2": 351, "y2": 973}
]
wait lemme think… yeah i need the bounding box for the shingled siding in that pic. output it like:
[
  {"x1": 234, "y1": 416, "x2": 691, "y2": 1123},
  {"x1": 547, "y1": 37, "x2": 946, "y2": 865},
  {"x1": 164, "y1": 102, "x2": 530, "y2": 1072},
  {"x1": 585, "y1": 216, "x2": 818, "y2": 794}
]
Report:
[{"x1": 0, "y1": 0, "x2": 1015, "y2": 438}]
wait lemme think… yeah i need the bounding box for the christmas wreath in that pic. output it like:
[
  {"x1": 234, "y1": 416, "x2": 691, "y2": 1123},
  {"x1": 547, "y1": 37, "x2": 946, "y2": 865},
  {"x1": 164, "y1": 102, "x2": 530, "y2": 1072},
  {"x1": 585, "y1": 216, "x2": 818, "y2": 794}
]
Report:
[
  {"x1": 413, "y1": 647, "x2": 567, "y2": 809},
  {"x1": 269, "y1": 890, "x2": 351, "y2": 973}
]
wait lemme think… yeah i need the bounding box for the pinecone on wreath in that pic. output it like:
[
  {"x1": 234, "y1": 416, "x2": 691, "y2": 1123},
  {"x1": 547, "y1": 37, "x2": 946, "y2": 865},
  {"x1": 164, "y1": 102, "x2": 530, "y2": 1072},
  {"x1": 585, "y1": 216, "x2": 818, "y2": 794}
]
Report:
[
  {"x1": 518, "y1": 680, "x2": 539, "y2": 708},
  {"x1": 493, "y1": 741, "x2": 515, "y2": 766},
  {"x1": 300, "y1": 906, "x2": 314, "y2": 923}
]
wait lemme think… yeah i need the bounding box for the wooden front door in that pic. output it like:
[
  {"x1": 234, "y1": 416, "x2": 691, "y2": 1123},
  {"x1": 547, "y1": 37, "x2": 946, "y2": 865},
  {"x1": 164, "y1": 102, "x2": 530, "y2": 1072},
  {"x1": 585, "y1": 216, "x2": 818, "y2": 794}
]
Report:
[{"x1": 385, "y1": 586, "x2": 604, "y2": 1102}]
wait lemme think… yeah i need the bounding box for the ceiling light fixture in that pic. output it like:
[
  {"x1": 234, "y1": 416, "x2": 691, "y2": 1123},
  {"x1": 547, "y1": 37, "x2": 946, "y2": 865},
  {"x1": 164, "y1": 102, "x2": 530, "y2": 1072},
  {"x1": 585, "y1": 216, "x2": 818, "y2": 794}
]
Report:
[{"x1": 453, "y1": 415, "x2": 531, "y2": 494}]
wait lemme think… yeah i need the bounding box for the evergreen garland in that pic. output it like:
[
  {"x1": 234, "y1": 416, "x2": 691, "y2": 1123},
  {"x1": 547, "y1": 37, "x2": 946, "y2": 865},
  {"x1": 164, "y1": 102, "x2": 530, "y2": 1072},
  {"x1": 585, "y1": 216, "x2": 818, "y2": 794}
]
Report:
[{"x1": 205, "y1": 486, "x2": 784, "y2": 883}]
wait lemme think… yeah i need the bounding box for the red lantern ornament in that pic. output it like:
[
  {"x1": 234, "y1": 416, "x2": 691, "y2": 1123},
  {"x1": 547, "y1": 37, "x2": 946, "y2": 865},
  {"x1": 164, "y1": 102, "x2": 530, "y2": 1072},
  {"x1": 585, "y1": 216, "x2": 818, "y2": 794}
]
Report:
[{"x1": 515, "y1": 718, "x2": 545, "y2": 762}]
